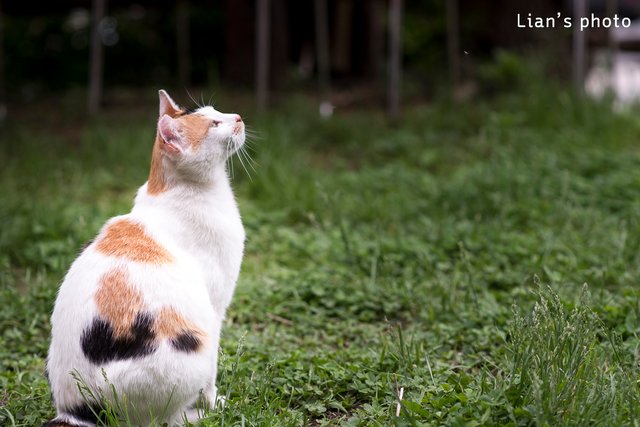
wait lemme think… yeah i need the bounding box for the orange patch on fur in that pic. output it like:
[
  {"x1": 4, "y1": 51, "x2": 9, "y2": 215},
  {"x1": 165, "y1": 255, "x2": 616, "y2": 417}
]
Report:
[
  {"x1": 155, "y1": 306, "x2": 207, "y2": 346},
  {"x1": 148, "y1": 104, "x2": 185, "y2": 195},
  {"x1": 147, "y1": 136, "x2": 167, "y2": 195},
  {"x1": 180, "y1": 114, "x2": 211, "y2": 150},
  {"x1": 147, "y1": 114, "x2": 209, "y2": 195},
  {"x1": 96, "y1": 219, "x2": 173, "y2": 264},
  {"x1": 95, "y1": 267, "x2": 144, "y2": 339}
]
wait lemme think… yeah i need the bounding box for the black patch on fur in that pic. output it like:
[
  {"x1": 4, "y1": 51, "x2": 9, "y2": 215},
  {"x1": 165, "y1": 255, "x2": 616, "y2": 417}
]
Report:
[
  {"x1": 170, "y1": 331, "x2": 201, "y2": 352},
  {"x1": 43, "y1": 401, "x2": 102, "y2": 426},
  {"x1": 42, "y1": 403, "x2": 102, "y2": 426},
  {"x1": 68, "y1": 402, "x2": 101, "y2": 424},
  {"x1": 42, "y1": 421, "x2": 77, "y2": 427},
  {"x1": 80, "y1": 312, "x2": 157, "y2": 364}
]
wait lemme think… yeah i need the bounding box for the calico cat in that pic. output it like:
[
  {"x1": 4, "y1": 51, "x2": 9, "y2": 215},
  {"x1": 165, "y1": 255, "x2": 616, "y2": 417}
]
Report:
[{"x1": 43, "y1": 90, "x2": 246, "y2": 426}]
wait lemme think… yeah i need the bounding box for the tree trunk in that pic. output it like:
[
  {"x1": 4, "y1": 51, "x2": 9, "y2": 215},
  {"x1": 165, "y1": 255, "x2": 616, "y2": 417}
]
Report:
[
  {"x1": 223, "y1": 0, "x2": 253, "y2": 86},
  {"x1": 572, "y1": 0, "x2": 587, "y2": 95},
  {"x1": 446, "y1": 0, "x2": 460, "y2": 87},
  {"x1": 255, "y1": 0, "x2": 270, "y2": 112},
  {"x1": 368, "y1": 0, "x2": 385, "y2": 82},
  {"x1": 332, "y1": 0, "x2": 353, "y2": 74},
  {"x1": 606, "y1": 0, "x2": 617, "y2": 69},
  {"x1": 314, "y1": 0, "x2": 330, "y2": 101},
  {"x1": 0, "y1": 0, "x2": 6, "y2": 122},
  {"x1": 88, "y1": 0, "x2": 106, "y2": 115},
  {"x1": 271, "y1": 0, "x2": 288, "y2": 89},
  {"x1": 388, "y1": 0, "x2": 403, "y2": 118},
  {"x1": 176, "y1": 0, "x2": 191, "y2": 88}
]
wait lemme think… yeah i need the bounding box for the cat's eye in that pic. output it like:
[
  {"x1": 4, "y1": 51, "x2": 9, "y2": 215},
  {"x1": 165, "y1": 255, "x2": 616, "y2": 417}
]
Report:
[{"x1": 210, "y1": 120, "x2": 221, "y2": 128}]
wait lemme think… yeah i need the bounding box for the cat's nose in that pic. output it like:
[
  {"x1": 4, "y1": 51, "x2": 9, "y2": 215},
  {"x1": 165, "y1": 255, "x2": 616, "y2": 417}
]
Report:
[{"x1": 235, "y1": 114, "x2": 243, "y2": 123}]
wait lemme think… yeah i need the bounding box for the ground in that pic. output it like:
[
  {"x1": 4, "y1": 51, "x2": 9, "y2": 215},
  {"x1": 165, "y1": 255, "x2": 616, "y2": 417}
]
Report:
[{"x1": 1, "y1": 86, "x2": 640, "y2": 426}]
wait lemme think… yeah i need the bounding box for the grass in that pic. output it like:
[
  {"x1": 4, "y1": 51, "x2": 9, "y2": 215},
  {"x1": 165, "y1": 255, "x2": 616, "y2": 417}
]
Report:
[{"x1": 1, "y1": 85, "x2": 640, "y2": 426}]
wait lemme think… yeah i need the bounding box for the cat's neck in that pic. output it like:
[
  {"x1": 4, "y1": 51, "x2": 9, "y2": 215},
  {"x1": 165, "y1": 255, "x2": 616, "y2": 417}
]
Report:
[
  {"x1": 131, "y1": 169, "x2": 241, "y2": 258},
  {"x1": 133, "y1": 167, "x2": 237, "y2": 220},
  {"x1": 148, "y1": 140, "x2": 226, "y2": 195}
]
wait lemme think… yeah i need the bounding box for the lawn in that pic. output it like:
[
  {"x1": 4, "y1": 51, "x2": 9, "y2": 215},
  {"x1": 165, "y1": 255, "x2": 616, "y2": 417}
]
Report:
[{"x1": 1, "y1": 85, "x2": 640, "y2": 426}]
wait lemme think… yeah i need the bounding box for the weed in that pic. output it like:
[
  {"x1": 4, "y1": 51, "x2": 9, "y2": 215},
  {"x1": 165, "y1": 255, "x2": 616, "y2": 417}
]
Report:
[{"x1": 1, "y1": 85, "x2": 640, "y2": 425}]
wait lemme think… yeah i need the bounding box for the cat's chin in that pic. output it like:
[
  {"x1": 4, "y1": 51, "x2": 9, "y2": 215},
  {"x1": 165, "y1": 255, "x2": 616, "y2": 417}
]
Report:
[{"x1": 229, "y1": 135, "x2": 245, "y2": 153}]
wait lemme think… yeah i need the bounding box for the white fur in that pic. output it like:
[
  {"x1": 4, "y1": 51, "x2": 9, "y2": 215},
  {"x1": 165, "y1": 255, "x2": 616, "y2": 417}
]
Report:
[{"x1": 46, "y1": 91, "x2": 245, "y2": 426}]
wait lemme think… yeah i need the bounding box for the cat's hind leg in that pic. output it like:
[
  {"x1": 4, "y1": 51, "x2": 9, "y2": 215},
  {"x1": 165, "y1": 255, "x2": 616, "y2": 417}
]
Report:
[
  {"x1": 174, "y1": 385, "x2": 223, "y2": 426},
  {"x1": 170, "y1": 406, "x2": 207, "y2": 426},
  {"x1": 42, "y1": 420, "x2": 94, "y2": 427},
  {"x1": 42, "y1": 411, "x2": 96, "y2": 427}
]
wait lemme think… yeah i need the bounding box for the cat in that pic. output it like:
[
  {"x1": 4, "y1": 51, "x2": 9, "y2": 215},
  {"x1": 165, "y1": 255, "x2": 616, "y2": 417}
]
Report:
[{"x1": 43, "y1": 90, "x2": 246, "y2": 427}]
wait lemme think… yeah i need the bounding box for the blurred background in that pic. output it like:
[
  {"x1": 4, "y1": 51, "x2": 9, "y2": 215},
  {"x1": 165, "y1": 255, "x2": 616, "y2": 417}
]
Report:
[
  {"x1": 4, "y1": 2, "x2": 640, "y2": 425},
  {"x1": 1, "y1": 0, "x2": 640, "y2": 119}
]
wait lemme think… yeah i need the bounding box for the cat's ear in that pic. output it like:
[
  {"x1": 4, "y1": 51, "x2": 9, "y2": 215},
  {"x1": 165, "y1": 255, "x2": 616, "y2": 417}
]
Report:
[
  {"x1": 159, "y1": 90, "x2": 183, "y2": 118},
  {"x1": 158, "y1": 114, "x2": 188, "y2": 154}
]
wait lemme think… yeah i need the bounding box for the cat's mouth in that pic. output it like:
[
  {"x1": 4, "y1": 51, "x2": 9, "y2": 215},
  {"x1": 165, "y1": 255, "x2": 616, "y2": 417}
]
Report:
[
  {"x1": 232, "y1": 121, "x2": 244, "y2": 137},
  {"x1": 230, "y1": 122, "x2": 245, "y2": 148}
]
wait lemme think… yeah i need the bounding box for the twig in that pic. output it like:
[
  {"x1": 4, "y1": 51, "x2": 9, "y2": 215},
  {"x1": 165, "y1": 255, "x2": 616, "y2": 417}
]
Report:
[
  {"x1": 266, "y1": 312, "x2": 293, "y2": 326},
  {"x1": 396, "y1": 387, "x2": 404, "y2": 417}
]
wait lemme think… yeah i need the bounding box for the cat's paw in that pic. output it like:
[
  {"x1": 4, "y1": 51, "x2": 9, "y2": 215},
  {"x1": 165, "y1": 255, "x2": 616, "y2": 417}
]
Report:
[
  {"x1": 215, "y1": 394, "x2": 226, "y2": 409},
  {"x1": 176, "y1": 407, "x2": 205, "y2": 426},
  {"x1": 204, "y1": 385, "x2": 226, "y2": 409}
]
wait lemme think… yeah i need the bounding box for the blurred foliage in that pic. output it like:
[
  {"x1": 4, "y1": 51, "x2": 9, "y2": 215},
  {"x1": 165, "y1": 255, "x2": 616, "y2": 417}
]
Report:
[
  {"x1": 403, "y1": 1, "x2": 447, "y2": 79},
  {"x1": 477, "y1": 49, "x2": 540, "y2": 93},
  {"x1": 2, "y1": 78, "x2": 640, "y2": 424},
  {"x1": 2, "y1": 2, "x2": 575, "y2": 103},
  {"x1": 3, "y1": 4, "x2": 224, "y2": 100}
]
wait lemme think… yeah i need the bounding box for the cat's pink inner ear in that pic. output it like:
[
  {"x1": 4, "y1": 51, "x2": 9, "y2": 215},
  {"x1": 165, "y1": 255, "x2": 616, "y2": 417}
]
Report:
[
  {"x1": 158, "y1": 115, "x2": 183, "y2": 154},
  {"x1": 159, "y1": 90, "x2": 182, "y2": 118}
]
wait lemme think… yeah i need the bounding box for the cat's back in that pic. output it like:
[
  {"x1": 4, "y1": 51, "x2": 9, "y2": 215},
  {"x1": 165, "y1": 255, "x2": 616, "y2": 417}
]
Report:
[
  {"x1": 59, "y1": 212, "x2": 205, "y2": 294},
  {"x1": 47, "y1": 214, "x2": 218, "y2": 425},
  {"x1": 52, "y1": 213, "x2": 213, "y2": 345}
]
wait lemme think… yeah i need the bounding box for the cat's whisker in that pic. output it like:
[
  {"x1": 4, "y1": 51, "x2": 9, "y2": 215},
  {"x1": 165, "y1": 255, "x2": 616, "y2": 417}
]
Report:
[
  {"x1": 227, "y1": 140, "x2": 235, "y2": 179},
  {"x1": 235, "y1": 145, "x2": 253, "y2": 181},
  {"x1": 242, "y1": 146, "x2": 257, "y2": 173},
  {"x1": 242, "y1": 129, "x2": 259, "y2": 144},
  {"x1": 243, "y1": 125, "x2": 260, "y2": 136},
  {"x1": 238, "y1": 139, "x2": 257, "y2": 162},
  {"x1": 229, "y1": 146, "x2": 244, "y2": 178},
  {"x1": 243, "y1": 134, "x2": 261, "y2": 148},
  {"x1": 240, "y1": 139, "x2": 256, "y2": 155},
  {"x1": 238, "y1": 140, "x2": 258, "y2": 174},
  {"x1": 243, "y1": 134, "x2": 259, "y2": 144},
  {"x1": 186, "y1": 90, "x2": 202, "y2": 109},
  {"x1": 241, "y1": 150, "x2": 258, "y2": 176}
]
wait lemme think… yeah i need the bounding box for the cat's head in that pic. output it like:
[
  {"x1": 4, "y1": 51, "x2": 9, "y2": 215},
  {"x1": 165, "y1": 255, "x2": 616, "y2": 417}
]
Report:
[{"x1": 149, "y1": 90, "x2": 245, "y2": 191}]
